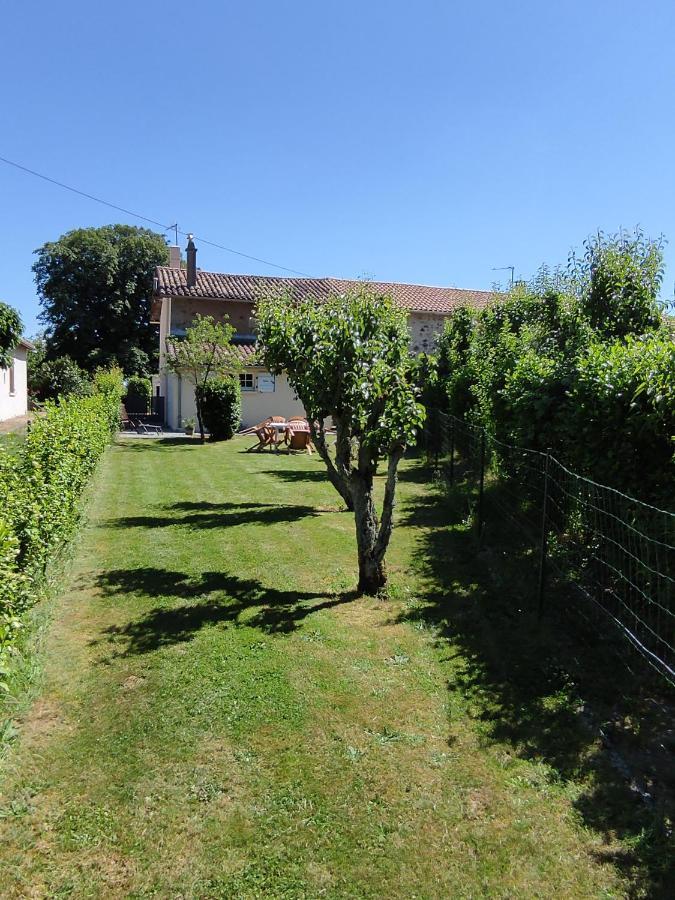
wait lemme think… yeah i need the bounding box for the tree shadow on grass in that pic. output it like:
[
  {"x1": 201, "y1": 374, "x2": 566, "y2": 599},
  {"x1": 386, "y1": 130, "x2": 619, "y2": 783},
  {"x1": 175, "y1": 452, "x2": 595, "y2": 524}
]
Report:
[
  {"x1": 116, "y1": 437, "x2": 202, "y2": 451},
  {"x1": 398, "y1": 461, "x2": 674, "y2": 898},
  {"x1": 107, "y1": 501, "x2": 324, "y2": 530},
  {"x1": 256, "y1": 468, "x2": 329, "y2": 485},
  {"x1": 94, "y1": 567, "x2": 358, "y2": 654}
]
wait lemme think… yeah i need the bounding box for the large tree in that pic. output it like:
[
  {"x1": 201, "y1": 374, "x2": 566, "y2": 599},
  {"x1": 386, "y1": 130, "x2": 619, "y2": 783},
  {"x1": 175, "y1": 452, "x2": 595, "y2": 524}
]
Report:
[
  {"x1": 257, "y1": 289, "x2": 424, "y2": 594},
  {"x1": 0, "y1": 301, "x2": 22, "y2": 368},
  {"x1": 33, "y1": 224, "x2": 168, "y2": 375}
]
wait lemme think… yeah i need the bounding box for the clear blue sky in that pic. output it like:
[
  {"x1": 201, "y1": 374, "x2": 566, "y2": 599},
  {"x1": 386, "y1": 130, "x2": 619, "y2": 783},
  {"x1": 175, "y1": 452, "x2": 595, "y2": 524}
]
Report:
[{"x1": 2, "y1": 0, "x2": 675, "y2": 335}]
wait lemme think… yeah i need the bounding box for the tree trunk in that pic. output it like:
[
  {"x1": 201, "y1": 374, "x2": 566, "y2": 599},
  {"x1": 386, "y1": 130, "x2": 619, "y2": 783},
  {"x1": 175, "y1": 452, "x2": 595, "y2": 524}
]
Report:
[
  {"x1": 353, "y1": 444, "x2": 404, "y2": 595},
  {"x1": 195, "y1": 395, "x2": 205, "y2": 443},
  {"x1": 351, "y1": 472, "x2": 387, "y2": 595},
  {"x1": 357, "y1": 553, "x2": 386, "y2": 595}
]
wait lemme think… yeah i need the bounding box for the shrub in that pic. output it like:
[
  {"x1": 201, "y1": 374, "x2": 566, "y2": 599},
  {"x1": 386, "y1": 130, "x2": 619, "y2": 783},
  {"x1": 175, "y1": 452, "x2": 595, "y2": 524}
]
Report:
[
  {"x1": 570, "y1": 228, "x2": 665, "y2": 339},
  {"x1": 124, "y1": 374, "x2": 152, "y2": 414},
  {"x1": 125, "y1": 375, "x2": 151, "y2": 402},
  {"x1": 94, "y1": 366, "x2": 125, "y2": 403},
  {"x1": 437, "y1": 305, "x2": 477, "y2": 420},
  {"x1": 0, "y1": 372, "x2": 121, "y2": 691},
  {"x1": 30, "y1": 355, "x2": 92, "y2": 401},
  {"x1": 197, "y1": 376, "x2": 241, "y2": 440},
  {"x1": 424, "y1": 230, "x2": 673, "y2": 503},
  {"x1": 568, "y1": 333, "x2": 675, "y2": 505}
]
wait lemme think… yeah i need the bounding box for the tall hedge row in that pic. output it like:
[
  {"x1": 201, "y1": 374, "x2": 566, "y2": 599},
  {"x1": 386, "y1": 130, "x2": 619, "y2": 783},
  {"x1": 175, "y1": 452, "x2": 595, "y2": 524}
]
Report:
[
  {"x1": 0, "y1": 376, "x2": 122, "y2": 690},
  {"x1": 430, "y1": 230, "x2": 674, "y2": 507}
]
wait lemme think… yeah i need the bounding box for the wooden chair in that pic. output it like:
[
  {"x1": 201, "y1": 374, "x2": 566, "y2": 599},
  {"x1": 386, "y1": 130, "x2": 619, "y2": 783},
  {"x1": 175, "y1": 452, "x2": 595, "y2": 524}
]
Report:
[
  {"x1": 284, "y1": 420, "x2": 314, "y2": 454},
  {"x1": 119, "y1": 404, "x2": 134, "y2": 431},
  {"x1": 246, "y1": 416, "x2": 285, "y2": 452},
  {"x1": 283, "y1": 416, "x2": 309, "y2": 443}
]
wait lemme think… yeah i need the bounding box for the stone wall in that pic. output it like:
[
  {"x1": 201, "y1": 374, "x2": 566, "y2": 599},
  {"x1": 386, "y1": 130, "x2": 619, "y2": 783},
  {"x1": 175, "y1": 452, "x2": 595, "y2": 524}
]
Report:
[{"x1": 408, "y1": 312, "x2": 450, "y2": 354}]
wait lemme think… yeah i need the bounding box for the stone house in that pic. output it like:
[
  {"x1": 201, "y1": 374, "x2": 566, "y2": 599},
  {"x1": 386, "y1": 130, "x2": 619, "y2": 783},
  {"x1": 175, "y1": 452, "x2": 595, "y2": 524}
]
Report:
[{"x1": 151, "y1": 239, "x2": 493, "y2": 429}]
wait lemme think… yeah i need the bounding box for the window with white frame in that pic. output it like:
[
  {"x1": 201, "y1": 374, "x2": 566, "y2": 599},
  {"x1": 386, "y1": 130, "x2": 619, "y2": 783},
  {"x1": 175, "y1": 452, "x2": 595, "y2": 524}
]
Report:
[
  {"x1": 8, "y1": 363, "x2": 15, "y2": 396},
  {"x1": 239, "y1": 372, "x2": 255, "y2": 391}
]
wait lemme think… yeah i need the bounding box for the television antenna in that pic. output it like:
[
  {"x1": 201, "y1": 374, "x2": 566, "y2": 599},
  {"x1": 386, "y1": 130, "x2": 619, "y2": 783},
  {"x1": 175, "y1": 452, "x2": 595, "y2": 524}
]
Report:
[{"x1": 492, "y1": 266, "x2": 514, "y2": 288}]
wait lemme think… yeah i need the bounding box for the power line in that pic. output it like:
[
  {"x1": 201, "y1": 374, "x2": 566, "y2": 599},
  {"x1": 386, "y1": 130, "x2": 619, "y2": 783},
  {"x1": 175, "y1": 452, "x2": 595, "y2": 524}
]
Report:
[{"x1": 0, "y1": 154, "x2": 313, "y2": 277}]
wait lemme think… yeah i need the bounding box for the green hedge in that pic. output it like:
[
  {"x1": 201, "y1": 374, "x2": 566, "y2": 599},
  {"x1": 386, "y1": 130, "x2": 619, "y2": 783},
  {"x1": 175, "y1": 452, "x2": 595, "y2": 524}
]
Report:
[
  {"x1": 125, "y1": 375, "x2": 152, "y2": 402},
  {"x1": 0, "y1": 375, "x2": 122, "y2": 690},
  {"x1": 197, "y1": 376, "x2": 241, "y2": 441},
  {"x1": 430, "y1": 231, "x2": 674, "y2": 506}
]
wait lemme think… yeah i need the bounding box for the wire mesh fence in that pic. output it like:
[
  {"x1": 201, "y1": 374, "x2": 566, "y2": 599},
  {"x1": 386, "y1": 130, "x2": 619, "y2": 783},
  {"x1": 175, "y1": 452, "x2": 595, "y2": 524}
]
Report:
[{"x1": 424, "y1": 411, "x2": 675, "y2": 689}]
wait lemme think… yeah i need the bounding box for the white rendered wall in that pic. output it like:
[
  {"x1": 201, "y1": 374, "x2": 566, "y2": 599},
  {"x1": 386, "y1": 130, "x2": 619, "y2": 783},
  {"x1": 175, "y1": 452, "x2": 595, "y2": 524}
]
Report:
[{"x1": 0, "y1": 347, "x2": 28, "y2": 422}]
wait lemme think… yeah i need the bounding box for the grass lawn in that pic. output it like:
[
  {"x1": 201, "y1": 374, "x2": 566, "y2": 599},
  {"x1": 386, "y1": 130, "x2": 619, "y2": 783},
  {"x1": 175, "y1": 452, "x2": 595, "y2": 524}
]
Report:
[{"x1": 0, "y1": 436, "x2": 666, "y2": 897}]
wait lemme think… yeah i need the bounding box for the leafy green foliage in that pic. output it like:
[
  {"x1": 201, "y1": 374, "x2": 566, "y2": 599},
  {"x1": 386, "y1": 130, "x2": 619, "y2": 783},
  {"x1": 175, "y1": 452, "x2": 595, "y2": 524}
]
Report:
[
  {"x1": 33, "y1": 224, "x2": 168, "y2": 375},
  {"x1": 164, "y1": 314, "x2": 239, "y2": 442},
  {"x1": 29, "y1": 355, "x2": 92, "y2": 401},
  {"x1": 93, "y1": 366, "x2": 125, "y2": 405},
  {"x1": 0, "y1": 371, "x2": 122, "y2": 689},
  {"x1": 436, "y1": 305, "x2": 478, "y2": 420},
  {"x1": 197, "y1": 376, "x2": 241, "y2": 440},
  {"x1": 426, "y1": 230, "x2": 672, "y2": 504},
  {"x1": 257, "y1": 289, "x2": 424, "y2": 593},
  {"x1": 0, "y1": 301, "x2": 22, "y2": 369},
  {"x1": 569, "y1": 333, "x2": 674, "y2": 503},
  {"x1": 258, "y1": 290, "x2": 422, "y2": 455},
  {"x1": 570, "y1": 228, "x2": 665, "y2": 339},
  {"x1": 125, "y1": 375, "x2": 152, "y2": 402}
]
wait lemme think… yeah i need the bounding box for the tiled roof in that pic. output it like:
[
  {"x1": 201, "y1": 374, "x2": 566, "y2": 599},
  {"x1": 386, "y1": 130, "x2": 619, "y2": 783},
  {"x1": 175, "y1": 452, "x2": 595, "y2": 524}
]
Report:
[
  {"x1": 153, "y1": 267, "x2": 494, "y2": 315},
  {"x1": 232, "y1": 342, "x2": 259, "y2": 365},
  {"x1": 164, "y1": 339, "x2": 261, "y2": 367}
]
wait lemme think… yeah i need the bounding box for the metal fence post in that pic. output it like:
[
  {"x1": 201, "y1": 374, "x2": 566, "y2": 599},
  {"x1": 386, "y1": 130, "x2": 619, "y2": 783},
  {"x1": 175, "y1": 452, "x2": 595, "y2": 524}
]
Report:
[
  {"x1": 537, "y1": 451, "x2": 551, "y2": 619},
  {"x1": 476, "y1": 429, "x2": 485, "y2": 540},
  {"x1": 449, "y1": 416, "x2": 455, "y2": 486}
]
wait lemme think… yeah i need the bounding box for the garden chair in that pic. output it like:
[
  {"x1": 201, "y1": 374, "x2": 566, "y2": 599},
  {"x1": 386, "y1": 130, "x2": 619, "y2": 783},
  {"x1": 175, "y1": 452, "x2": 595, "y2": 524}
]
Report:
[
  {"x1": 140, "y1": 421, "x2": 163, "y2": 435},
  {"x1": 282, "y1": 417, "x2": 307, "y2": 445},
  {"x1": 246, "y1": 416, "x2": 285, "y2": 452},
  {"x1": 284, "y1": 420, "x2": 314, "y2": 454},
  {"x1": 131, "y1": 418, "x2": 162, "y2": 435},
  {"x1": 119, "y1": 404, "x2": 134, "y2": 431}
]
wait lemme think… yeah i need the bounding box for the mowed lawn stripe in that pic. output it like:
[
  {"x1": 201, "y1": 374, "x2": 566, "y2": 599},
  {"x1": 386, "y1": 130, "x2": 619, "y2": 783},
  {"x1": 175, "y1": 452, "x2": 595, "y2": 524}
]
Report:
[{"x1": 0, "y1": 437, "x2": 626, "y2": 898}]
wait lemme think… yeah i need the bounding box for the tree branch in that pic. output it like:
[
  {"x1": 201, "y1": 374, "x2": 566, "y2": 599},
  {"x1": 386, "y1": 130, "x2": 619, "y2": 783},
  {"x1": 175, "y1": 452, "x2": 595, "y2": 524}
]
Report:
[
  {"x1": 374, "y1": 444, "x2": 404, "y2": 562},
  {"x1": 309, "y1": 418, "x2": 354, "y2": 511}
]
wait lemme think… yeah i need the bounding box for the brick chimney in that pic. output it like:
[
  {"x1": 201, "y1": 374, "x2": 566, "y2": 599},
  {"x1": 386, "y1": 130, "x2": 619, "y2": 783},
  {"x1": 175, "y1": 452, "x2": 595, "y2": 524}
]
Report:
[
  {"x1": 186, "y1": 235, "x2": 197, "y2": 288},
  {"x1": 168, "y1": 245, "x2": 181, "y2": 269}
]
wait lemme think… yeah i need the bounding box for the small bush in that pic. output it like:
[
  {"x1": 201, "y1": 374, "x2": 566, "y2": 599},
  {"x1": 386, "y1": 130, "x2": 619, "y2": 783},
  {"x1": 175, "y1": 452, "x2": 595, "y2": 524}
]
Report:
[
  {"x1": 197, "y1": 376, "x2": 241, "y2": 441},
  {"x1": 30, "y1": 355, "x2": 92, "y2": 401},
  {"x1": 125, "y1": 375, "x2": 151, "y2": 402}
]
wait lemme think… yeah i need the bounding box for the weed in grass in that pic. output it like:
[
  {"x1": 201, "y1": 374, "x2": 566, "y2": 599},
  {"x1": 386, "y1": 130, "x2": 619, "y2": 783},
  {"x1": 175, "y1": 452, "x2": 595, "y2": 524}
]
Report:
[
  {"x1": 384, "y1": 652, "x2": 410, "y2": 666},
  {"x1": 300, "y1": 628, "x2": 325, "y2": 644},
  {"x1": 189, "y1": 778, "x2": 225, "y2": 803},
  {"x1": 367, "y1": 725, "x2": 404, "y2": 745},
  {"x1": 345, "y1": 745, "x2": 366, "y2": 763},
  {"x1": 233, "y1": 748, "x2": 256, "y2": 766},
  {"x1": 57, "y1": 803, "x2": 118, "y2": 850}
]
